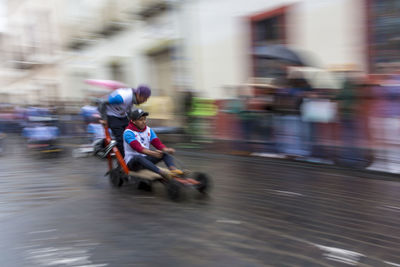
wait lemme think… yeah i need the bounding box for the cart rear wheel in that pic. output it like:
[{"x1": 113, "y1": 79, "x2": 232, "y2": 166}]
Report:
[
  {"x1": 167, "y1": 180, "x2": 184, "y2": 201},
  {"x1": 193, "y1": 172, "x2": 211, "y2": 193},
  {"x1": 110, "y1": 167, "x2": 124, "y2": 187}
]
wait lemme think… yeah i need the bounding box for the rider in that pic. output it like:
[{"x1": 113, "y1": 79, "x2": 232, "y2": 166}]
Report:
[
  {"x1": 123, "y1": 109, "x2": 183, "y2": 180},
  {"x1": 98, "y1": 85, "x2": 151, "y2": 156}
]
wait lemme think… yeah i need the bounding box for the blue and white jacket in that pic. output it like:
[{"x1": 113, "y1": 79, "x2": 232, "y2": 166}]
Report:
[
  {"x1": 106, "y1": 88, "x2": 137, "y2": 118},
  {"x1": 123, "y1": 122, "x2": 166, "y2": 163}
]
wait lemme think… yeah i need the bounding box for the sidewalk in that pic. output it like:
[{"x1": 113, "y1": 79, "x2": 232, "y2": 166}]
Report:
[{"x1": 171, "y1": 136, "x2": 400, "y2": 177}]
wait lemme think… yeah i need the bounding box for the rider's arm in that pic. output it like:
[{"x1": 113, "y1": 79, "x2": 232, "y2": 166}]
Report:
[
  {"x1": 149, "y1": 129, "x2": 175, "y2": 154},
  {"x1": 98, "y1": 91, "x2": 125, "y2": 121},
  {"x1": 128, "y1": 139, "x2": 161, "y2": 158},
  {"x1": 149, "y1": 129, "x2": 166, "y2": 150},
  {"x1": 141, "y1": 148, "x2": 162, "y2": 158}
]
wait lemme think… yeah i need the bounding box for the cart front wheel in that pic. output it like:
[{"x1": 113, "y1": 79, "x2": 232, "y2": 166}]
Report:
[
  {"x1": 110, "y1": 168, "x2": 124, "y2": 187},
  {"x1": 193, "y1": 172, "x2": 211, "y2": 193}
]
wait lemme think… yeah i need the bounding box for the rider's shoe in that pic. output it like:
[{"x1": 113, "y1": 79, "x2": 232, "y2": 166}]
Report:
[
  {"x1": 159, "y1": 169, "x2": 172, "y2": 180},
  {"x1": 170, "y1": 169, "x2": 184, "y2": 176}
]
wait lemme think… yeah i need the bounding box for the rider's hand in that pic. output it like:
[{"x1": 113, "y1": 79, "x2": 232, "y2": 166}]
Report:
[
  {"x1": 152, "y1": 150, "x2": 164, "y2": 159},
  {"x1": 99, "y1": 119, "x2": 107, "y2": 126},
  {"x1": 163, "y1": 147, "x2": 175, "y2": 154}
]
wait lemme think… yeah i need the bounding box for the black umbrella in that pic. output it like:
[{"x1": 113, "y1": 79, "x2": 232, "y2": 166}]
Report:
[{"x1": 253, "y1": 45, "x2": 308, "y2": 66}]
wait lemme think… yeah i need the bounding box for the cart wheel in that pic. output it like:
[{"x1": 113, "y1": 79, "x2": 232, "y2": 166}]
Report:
[
  {"x1": 110, "y1": 168, "x2": 124, "y2": 188},
  {"x1": 167, "y1": 180, "x2": 183, "y2": 201},
  {"x1": 137, "y1": 180, "x2": 153, "y2": 192},
  {"x1": 193, "y1": 172, "x2": 211, "y2": 193}
]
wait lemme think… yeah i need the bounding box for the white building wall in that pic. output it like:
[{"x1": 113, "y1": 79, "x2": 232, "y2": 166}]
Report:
[
  {"x1": 184, "y1": 0, "x2": 297, "y2": 98},
  {"x1": 289, "y1": 0, "x2": 366, "y2": 71},
  {"x1": 185, "y1": 0, "x2": 366, "y2": 99},
  {"x1": 61, "y1": 9, "x2": 180, "y2": 99},
  {"x1": 2, "y1": 0, "x2": 367, "y2": 103},
  {"x1": 0, "y1": 0, "x2": 64, "y2": 104}
]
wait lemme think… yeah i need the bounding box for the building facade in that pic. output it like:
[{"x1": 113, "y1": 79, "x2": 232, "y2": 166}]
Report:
[{"x1": 0, "y1": 0, "x2": 394, "y2": 104}]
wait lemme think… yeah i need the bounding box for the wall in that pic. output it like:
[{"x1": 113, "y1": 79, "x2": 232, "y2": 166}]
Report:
[{"x1": 185, "y1": 0, "x2": 366, "y2": 99}]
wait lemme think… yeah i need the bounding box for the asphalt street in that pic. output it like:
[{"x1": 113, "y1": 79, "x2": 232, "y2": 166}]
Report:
[{"x1": 1, "y1": 138, "x2": 400, "y2": 266}]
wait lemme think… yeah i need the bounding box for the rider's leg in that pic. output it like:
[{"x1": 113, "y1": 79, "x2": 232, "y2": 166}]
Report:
[
  {"x1": 145, "y1": 153, "x2": 176, "y2": 170},
  {"x1": 110, "y1": 126, "x2": 125, "y2": 157},
  {"x1": 128, "y1": 155, "x2": 160, "y2": 173},
  {"x1": 154, "y1": 153, "x2": 183, "y2": 175},
  {"x1": 142, "y1": 155, "x2": 174, "y2": 179},
  {"x1": 127, "y1": 155, "x2": 174, "y2": 180},
  {"x1": 108, "y1": 116, "x2": 129, "y2": 157},
  {"x1": 128, "y1": 155, "x2": 181, "y2": 179}
]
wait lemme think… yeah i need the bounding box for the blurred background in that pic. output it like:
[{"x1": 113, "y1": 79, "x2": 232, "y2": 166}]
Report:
[
  {"x1": 1, "y1": 1, "x2": 400, "y2": 266},
  {"x1": 0, "y1": 0, "x2": 399, "y2": 173}
]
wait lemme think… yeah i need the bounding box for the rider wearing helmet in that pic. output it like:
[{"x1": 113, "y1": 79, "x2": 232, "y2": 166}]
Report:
[
  {"x1": 98, "y1": 85, "x2": 151, "y2": 156},
  {"x1": 123, "y1": 109, "x2": 183, "y2": 180}
]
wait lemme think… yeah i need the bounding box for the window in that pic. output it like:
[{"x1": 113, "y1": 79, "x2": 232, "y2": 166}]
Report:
[
  {"x1": 250, "y1": 6, "x2": 288, "y2": 80},
  {"x1": 254, "y1": 15, "x2": 284, "y2": 46}
]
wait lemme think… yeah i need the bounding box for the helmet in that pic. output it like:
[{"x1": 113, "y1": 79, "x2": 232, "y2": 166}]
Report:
[
  {"x1": 128, "y1": 108, "x2": 149, "y2": 121},
  {"x1": 135, "y1": 85, "x2": 151, "y2": 99}
]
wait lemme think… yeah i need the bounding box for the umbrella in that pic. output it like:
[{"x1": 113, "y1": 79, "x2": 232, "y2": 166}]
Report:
[
  {"x1": 85, "y1": 79, "x2": 128, "y2": 90},
  {"x1": 288, "y1": 67, "x2": 340, "y2": 89},
  {"x1": 253, "y1": 45, "x2": 308, "y2": 66}
]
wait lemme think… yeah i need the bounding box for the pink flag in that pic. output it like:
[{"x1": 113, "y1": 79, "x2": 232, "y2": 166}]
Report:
[{"x1": 85, "y1": 79, "x2": 127, "y2": 90}]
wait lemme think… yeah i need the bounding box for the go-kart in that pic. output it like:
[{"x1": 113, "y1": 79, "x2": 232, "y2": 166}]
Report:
[{"x1": 99, "y1": 123, "x2": 211, "y2": 201}]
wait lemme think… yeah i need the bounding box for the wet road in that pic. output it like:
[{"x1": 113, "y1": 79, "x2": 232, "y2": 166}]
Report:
[{"x1": 1, "y1": 138, "x2": 400, "y2": 266}]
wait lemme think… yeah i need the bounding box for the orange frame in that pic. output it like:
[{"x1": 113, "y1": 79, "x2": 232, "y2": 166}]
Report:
[{"x1": 104, "y1": 124, "x2": 130, "y2": 174}]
